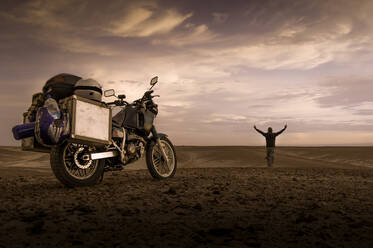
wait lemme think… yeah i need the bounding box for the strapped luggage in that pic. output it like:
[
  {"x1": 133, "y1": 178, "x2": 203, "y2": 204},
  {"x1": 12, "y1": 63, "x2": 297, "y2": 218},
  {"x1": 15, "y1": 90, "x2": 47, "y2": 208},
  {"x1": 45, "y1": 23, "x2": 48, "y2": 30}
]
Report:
[
  {"x1": 16, "y1": 73, "x2": 81, "y2": 152},
  {"x1": 12, "y1": 122, "x2": 35, "y2": 140},
  {"x1": 74, "y1": 78, "x2": 103, "y2": 102},
  {"x1": 42, "y1": 73, "x2": 81, "y2": 101},
  {"x1": 34, "y1": 98, "x2": 70, "y2": 146}
]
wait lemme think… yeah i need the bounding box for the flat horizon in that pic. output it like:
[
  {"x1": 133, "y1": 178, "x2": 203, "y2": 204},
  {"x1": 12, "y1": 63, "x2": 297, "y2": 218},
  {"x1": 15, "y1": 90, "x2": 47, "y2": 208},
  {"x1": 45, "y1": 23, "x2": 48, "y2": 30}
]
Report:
[{"x1": 3, "y1": 144, "x2": 373, "y2": 148}]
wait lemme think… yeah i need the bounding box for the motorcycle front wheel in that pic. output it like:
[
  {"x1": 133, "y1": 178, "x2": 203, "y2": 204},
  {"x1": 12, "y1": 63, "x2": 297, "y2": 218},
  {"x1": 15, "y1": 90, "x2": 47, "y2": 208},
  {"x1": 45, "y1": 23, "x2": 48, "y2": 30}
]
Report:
[
  {"x1": 50, "y1": 142, "x2": 104, "y2": 187},
  {"x1": 146, "y1": 136, "x2": 177, "y2": 179}
]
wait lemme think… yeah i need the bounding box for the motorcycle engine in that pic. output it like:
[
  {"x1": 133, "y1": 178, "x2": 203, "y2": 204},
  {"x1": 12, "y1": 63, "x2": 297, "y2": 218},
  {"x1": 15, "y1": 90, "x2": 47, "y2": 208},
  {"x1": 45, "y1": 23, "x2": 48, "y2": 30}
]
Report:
[
  {"x1": 126, "y1": 141, "x2": 145, "y2": 159},
  {"x1": 127, "y1": 142, "x2": 136, "y2": 154}
]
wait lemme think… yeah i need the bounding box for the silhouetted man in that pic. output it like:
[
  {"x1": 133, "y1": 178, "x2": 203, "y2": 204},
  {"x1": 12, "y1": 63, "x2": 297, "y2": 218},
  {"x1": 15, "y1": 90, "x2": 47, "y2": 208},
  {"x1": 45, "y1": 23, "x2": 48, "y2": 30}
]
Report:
[{"x1": 254, "y1": 124, "x2": 287, "y2": 167}]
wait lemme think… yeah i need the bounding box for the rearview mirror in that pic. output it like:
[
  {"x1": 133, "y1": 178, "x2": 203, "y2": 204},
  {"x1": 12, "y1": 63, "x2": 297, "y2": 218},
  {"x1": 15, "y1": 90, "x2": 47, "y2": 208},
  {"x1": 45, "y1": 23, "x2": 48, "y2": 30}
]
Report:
[
  {"x1": 150, "y1": 76, "x2": 158, "y2": 86},
  {"x1": 104, "y1": 89, "x2": 115, "y2": 97}
]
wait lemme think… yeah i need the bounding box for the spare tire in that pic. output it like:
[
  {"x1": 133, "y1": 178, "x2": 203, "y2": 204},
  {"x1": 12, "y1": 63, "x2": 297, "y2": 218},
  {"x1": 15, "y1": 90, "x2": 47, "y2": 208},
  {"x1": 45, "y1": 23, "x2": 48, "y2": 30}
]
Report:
[{"x1": 43, "y1": 73, "x2": 82, "y2": 101}]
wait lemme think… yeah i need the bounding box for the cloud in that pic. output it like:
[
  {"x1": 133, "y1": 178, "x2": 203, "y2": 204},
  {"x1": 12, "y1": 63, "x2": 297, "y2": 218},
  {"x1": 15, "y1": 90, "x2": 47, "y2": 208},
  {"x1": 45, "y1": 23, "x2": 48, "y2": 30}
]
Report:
[
  {"x1": 258, "y1": 90, "x2": 315, "y2": 102},
  {"x1": 196, "y1": 27, "x2": 369, "y2": 70},
  {"x1": 3, "y1": 0, "x2": 373, "y2": 66},
  {"x1": 109, "y1": 8, "x2": 193, "y2": 37},
  {"x1": 317, "y1": 77, "x2": 373, "y2": 108},
  {"x1": 122, "y1": 80, "x2": 143, "y2": 85},
  {"x1": 155, "y1": 0, "x2": 373, "y2": 70},
  {"x1": 212, "y1": 12, "x2": 229, "y2": 23},
  {"x1": 152, "y1": 23, "x2": 217, "y2": 46},
  {"x1": 42, "y1": 34, "x2": 117, "y2": 56},
  {"x1": 280, "y1": 131, "x2": 373, "y2": 146},
  {"x1": 108, "y1": 8, "x2": 153, "y2": 37},
  {"x1": 354, "y1": 109, "x2": 373, "y2": 116},
  {"x1": 1, "y1": 0, "x2": 194, "y2": 55},
  {"x1": 201, "y1": 113, "x2": 248, "y2": 124}
]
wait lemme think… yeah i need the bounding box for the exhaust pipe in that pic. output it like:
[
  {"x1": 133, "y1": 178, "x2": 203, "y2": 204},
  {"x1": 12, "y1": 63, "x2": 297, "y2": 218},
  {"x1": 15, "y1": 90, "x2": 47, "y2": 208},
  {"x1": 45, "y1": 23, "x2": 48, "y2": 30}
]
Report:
[{"x1": 88, "y1": 150, "x2": 119, "y2": 160}]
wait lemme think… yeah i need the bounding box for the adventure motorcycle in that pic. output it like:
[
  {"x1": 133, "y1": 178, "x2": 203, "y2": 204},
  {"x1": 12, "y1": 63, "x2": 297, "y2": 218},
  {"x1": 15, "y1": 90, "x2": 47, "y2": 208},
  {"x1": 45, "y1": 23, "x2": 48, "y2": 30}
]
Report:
[{"x1": 49, "y1": 76, "x2": 177, "y2": 187}]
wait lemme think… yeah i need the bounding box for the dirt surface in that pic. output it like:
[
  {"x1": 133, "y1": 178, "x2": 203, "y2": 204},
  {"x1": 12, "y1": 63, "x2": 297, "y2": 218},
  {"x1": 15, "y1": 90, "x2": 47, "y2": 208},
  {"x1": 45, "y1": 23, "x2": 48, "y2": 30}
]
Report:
[{"x1": 0, "y1": 146, "x2": 373, "y2": 247}]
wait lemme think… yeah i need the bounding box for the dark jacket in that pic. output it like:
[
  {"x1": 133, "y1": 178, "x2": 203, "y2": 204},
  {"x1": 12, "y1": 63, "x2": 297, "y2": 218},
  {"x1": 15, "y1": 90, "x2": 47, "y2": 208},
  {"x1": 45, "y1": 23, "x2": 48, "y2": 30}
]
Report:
[{"x1": 255, "y1": 127, "x2": 286, "y2": 147}]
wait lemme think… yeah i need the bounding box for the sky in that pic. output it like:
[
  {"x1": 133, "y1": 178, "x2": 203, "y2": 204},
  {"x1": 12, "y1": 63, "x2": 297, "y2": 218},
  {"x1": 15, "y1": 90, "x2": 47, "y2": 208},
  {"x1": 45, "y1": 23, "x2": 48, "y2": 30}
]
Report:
[{"x1": 1, "y1": 0, "x2": 373, "y2": 146}]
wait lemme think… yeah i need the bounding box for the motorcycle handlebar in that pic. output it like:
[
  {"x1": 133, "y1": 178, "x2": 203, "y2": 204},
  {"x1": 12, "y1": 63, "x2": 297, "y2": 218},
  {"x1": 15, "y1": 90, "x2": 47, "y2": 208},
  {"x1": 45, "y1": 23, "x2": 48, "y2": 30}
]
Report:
[
  {"x1": 116, "y1": 90, "x2": 158, "y2": 106},
  {"x1": 141, "y1": 90, "x2": 154, "y2": 101},
  {"x1": 107, "y1": 100, "x2": 127, "y2": 106},
  {"x1": 144, "y1": 90, "x2": 154, "y2": 97}
]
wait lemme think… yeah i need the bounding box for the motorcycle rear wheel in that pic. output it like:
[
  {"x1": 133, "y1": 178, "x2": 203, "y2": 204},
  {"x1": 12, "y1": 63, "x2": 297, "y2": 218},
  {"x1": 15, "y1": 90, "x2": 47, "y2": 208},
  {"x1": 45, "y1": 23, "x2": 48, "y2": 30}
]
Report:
[
  {"x1": 146, "y1": 136, "x2": 177, "y2": 179},
  {"x1": 50, "y1": 142, "x2": 104, "y2": 187}
]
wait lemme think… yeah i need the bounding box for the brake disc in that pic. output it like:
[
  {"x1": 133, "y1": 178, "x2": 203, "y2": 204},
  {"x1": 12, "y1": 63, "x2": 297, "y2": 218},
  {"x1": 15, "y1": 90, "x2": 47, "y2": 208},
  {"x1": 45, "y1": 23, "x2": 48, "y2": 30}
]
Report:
[{"x1": 74, "y1": 147, "x2": 93, "y2": 169}]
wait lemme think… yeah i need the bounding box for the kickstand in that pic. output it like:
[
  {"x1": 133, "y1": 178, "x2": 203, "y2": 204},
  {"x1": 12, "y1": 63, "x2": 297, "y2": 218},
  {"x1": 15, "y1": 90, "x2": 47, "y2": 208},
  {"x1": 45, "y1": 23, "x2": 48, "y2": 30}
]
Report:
[{"x1": 98, "y1": 170, "x2": 104, "y2": 183}]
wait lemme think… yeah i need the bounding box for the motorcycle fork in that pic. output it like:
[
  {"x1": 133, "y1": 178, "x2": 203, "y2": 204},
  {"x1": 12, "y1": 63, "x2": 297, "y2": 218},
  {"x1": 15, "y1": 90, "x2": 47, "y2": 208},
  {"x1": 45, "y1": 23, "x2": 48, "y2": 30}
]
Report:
[
  {"x1": 111, "y1": 128, "x2": 126, "y2": 163},
  {"x1": 151, "y1": 126, "x2": 169, "y2": 169}
]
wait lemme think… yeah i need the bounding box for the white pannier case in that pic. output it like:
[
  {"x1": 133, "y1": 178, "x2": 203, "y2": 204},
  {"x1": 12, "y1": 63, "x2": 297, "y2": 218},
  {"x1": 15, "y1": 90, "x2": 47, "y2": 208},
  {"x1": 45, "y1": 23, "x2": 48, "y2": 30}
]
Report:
[{"x1": 60, "y1": 95, "x2": 112, "y2": 145}]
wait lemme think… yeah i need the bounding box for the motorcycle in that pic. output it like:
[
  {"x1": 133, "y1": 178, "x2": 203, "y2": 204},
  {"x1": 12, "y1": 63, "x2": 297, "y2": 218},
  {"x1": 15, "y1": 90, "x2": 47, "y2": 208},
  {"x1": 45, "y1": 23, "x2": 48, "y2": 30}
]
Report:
[{"x1": 50, "y1": 76, "x2": 177, "y2": 187}]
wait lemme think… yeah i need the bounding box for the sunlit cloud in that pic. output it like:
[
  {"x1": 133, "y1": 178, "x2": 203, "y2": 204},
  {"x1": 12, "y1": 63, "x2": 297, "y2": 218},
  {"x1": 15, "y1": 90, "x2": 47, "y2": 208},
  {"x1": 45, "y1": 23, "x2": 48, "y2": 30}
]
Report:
[
  {"x1": 109, "y1": 8, "x2": 193, "y2": 37},
  {"x1": 152, "y1": 23, "x2": 217, "y2": 46}
]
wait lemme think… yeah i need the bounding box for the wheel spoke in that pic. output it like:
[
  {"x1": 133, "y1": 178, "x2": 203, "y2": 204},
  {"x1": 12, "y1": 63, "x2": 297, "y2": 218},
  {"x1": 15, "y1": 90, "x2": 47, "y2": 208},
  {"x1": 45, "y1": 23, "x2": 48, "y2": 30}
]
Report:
[
  {"x1": 152, "y1": 140, "x2": 175, "y2": 177},
  {"x1": 153, "y1": 156, "x2": 161, "y2": 163},
  {"x1": 63, "y1": 143, "x2": 98, "y2": 180},
  {"x1": 64, "y1": 155, "x2": 74, "y2": 163}
]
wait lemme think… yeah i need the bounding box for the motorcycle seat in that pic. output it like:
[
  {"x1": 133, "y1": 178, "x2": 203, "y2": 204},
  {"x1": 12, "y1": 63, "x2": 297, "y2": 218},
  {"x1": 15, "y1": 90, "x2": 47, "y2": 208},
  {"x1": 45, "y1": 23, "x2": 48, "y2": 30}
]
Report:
[{"x1": 112, "y1": 119, "x2": 121, "y2": 128}]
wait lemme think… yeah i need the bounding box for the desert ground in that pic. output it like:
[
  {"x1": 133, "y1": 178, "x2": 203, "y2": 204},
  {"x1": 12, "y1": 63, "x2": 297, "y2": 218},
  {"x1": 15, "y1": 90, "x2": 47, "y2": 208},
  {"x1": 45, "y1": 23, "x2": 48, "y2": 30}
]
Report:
[{"x1": 0, "y1": 146, "x2": 372, "y2": 248}]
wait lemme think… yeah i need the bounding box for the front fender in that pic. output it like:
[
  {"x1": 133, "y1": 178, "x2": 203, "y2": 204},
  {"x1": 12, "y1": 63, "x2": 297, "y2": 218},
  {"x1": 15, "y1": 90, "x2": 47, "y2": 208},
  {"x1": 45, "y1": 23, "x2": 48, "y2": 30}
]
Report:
[
  {"x1": 145, "y1": 133, "x2": 167, "y2": 152},
  {"x1": 148, "y1": 132, "x2": 168, "y2": 142}
]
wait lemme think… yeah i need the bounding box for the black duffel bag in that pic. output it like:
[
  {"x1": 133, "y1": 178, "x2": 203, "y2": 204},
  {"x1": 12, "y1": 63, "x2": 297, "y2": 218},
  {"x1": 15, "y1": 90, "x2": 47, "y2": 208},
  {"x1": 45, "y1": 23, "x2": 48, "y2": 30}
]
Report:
[{"x1": 42, "y1": 73, "x2": 82, "y2": 101}]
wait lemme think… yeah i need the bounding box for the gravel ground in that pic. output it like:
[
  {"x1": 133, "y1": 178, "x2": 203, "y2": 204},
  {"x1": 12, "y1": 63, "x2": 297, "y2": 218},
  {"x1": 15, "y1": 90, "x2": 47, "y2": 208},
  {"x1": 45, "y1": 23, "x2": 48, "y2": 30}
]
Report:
[{"x1": 0, "y1": 166, "x2": 372, "y2": 248}]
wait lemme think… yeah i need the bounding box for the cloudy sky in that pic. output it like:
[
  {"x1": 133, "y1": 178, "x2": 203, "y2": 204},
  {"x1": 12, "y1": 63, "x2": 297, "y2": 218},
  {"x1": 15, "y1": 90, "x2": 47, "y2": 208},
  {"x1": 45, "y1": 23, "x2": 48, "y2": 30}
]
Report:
[{"x1": 1, "y1": 0, "x2": 373, "y2": 146}]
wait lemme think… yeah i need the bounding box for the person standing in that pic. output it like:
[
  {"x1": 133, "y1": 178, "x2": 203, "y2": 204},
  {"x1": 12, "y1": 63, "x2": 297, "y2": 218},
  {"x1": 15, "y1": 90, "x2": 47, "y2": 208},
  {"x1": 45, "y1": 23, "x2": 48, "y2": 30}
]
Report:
[{"x1": 254, "y1": 124, "x2": 287, "y2": 167}]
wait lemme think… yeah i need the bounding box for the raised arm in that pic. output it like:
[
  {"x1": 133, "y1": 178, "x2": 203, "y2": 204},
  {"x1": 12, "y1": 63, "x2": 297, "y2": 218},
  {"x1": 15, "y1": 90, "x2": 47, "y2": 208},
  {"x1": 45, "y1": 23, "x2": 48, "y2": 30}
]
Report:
[
  {"x1": 275, "y1": 124, "x2": 287, "y2": 136},
  {"x1": 254, "y1": 125, "x2": 266, "y2": 136}
]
